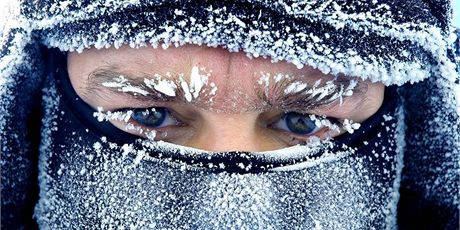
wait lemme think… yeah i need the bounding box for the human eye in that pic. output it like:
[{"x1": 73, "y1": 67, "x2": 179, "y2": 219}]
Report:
[
  {"x1": 269, "y1": 112, "x2": 341, "y2": 142},
  {"x1": 96, "y1": 107, "x2": 184, "y2": 141},
  {"x1": 128, "y1": 107, "x2": 178, "y2": 129}
]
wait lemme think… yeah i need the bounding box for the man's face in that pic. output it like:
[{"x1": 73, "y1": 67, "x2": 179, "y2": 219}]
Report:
[{"x1": 67, "y1": 45, "x2": 384, "y2": 152}]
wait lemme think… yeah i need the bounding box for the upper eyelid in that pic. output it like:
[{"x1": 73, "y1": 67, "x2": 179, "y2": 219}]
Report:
[{"x1": 119, "y1": 107, "x2": 187, "y2": 125}]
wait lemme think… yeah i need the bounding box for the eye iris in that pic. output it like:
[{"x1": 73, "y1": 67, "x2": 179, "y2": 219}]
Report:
[
  {"x1": 131, "y1": 108, "x2": 167, "y2": 127},
  {"x1": 285, "y1": 112, "x2": 317, "y2": 135}
]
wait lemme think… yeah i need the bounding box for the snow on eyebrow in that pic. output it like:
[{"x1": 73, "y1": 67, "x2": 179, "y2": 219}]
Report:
[
  {"x1": 144, "y1": 77, "x2": 177, "y2": 97},
  {"x1": 189, "y1": 66, "x2": 209, "y2": 99},
  {"x1": 93, "y1": 67, "x2": 217, "y2": 103},
  {"x1": 101, "y1": 75, "x2": 150, "y2": 96},
  {"x1": 284, "y1": 81, "x2": 307, "y2": 94},
  {"x1": 256, "y1": 73, "x2": 361, "y2": 110}
]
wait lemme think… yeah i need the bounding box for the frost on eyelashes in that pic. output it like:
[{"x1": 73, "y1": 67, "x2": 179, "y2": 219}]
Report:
[
  {"x1": 309, "y1": 114, "x2": 361, "y2": 135},
  {"x1": 93, "y1": 107, "x2": 157, "y2": 140}
]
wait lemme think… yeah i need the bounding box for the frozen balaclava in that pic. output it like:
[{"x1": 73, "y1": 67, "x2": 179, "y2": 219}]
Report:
[{"x1": 1, "y1": 0, "x2": 458, "y2": 229}]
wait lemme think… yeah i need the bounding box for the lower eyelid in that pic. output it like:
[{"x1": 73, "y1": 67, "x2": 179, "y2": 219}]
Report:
[
  {"x1": 274, "y1": 126, "x2": 342, "y2": 145},
  {"x1": 280, "y1": 127, "x2": 324, "y2": 139},
  {"x1": 112, "y1": 119, "x2": 185, "y2": 141}
]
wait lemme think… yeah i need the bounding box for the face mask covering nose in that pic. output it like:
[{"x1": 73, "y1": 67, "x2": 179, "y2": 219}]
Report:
[{"x1": 34, "y1": 49, "x2": 404, "y2": 229}]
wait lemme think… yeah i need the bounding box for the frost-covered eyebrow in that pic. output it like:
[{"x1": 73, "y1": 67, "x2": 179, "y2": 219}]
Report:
[
  {"x1": 83, "y1": 67, "x2": 367, "y2": 111},
  {"x1": 84, "y1": 68, "x2": 188, "y2": 103},
  {"x1": 255, "y1": 76, "x2": 367, "y2": 112}
]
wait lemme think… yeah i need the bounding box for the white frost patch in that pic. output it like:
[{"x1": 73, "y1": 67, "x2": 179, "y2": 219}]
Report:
[
  {"x1": 209, "y1": 82, "x2": 218, "y2": 95},
  {"x1": 284, "y1": 81, "x2": 308, "y2": 94},
  {"x1": 189, "y1": 66, "x2": 209, "y2": 99},
  {"x1": 94, "y1": 107, "x2": 132, "y2": 123},
  {"x1": 175, "y1": 67, "x2": 212, "y2": 102},
  {"x1": 101, "y1": 70, "x2": 216, "y2": 103},
  {"x1": 144, "y1": 78, "x2": 177, "y2": 97},
  {"x1": 342, "y1": 119, "x2": 361, "y2": 134},
  {"x1": 145, "y1": 130, "x2": 157, "y2": 140},
  {"x1": 108, "y1": 23, "x2": 119, "y2": 35},
  {"x1": 454, "y1": 83, "x2": 460, "y2": 115},
  {"x1": 179, "y1": 76, "x2": 193, "y2": 102},
  {"x1": 102, "y1": 75, "x2": 149, "y2": 96}
]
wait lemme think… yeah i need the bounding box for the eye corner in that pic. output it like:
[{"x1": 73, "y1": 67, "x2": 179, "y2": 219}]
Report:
[{"x1": 267, "y1": 111, "x2": 346, "y2": 143}]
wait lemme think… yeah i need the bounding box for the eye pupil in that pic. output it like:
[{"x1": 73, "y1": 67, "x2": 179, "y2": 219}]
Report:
[
  {"x1": 131, "y1": 108, "x2": 167, "y2": 127},
  {"x1": 285, "y1": 112, "x2": 317, "y2": 135}
]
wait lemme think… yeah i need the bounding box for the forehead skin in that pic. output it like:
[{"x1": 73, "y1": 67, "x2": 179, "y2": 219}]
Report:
[{"x1": 68, "y1": 45, "x2": 384, "y2": 121}]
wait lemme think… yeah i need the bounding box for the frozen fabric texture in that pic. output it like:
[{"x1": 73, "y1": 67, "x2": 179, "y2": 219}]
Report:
[
  {"x1": 398, "y1": 76, "x2": 460, "y2": 229},
  {"x1": 1, "y1": 43, "x2": 46, "y2": 228},
  {"x1": 0, "y1": 0, "x2": 459, "y2": 229},
  {"x1": 17, "y1": 0, "x2": 458, "y2": 85}
]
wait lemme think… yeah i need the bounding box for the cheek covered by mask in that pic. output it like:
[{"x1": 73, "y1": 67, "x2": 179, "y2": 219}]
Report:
[{"x1": 34, "y1": 51, "x2": 403, "y2": 229}]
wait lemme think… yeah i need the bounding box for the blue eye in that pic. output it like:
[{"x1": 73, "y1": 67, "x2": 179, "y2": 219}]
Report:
[
  {"x1": 272, "y1": 112, "x2": 322, "y2": 135},
  {"x1": 130, "y1": 107, "x2": 177, "y2": 128}
]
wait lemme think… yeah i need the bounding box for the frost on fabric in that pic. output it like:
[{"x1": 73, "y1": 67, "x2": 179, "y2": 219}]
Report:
[
  {"x1": 14, "y1": 0, "x2": 457, "y2": 86},
  {"x1": 399, "y1": 76, "x2": 460, "y2": 226},
  {"x1": 0, "y1": 39, "x2": 47, "y2": 227}
]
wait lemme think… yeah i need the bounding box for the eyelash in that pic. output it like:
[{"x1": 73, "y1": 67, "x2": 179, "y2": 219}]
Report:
[
  {"x1": 271, "y1": 112, "x2": 340, "y2": 137},
  {"x1": 129, "y1": 108, "x2": 178, "y2": 128}
]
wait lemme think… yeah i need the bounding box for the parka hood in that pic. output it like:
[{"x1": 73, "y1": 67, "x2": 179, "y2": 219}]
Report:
[
  {"x1": 1, "y1": 0, "x2": 459, "y2": 229},
  {"x1": 3, "y1": 0, "x2": 459, "y2": 85}
]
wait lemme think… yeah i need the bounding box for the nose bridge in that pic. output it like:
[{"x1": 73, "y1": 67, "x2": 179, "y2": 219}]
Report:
[
  {"x1": 190, "y1": 112, "x2": 270, "y2": 152},
  {"x1": 187, "y1": 47, "x2": 259, "y2": 113}
]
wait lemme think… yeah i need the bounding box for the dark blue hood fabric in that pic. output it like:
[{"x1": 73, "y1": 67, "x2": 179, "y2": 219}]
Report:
[{"x1": 1, "y1": 1, "x2": 459, "y2": 229}]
